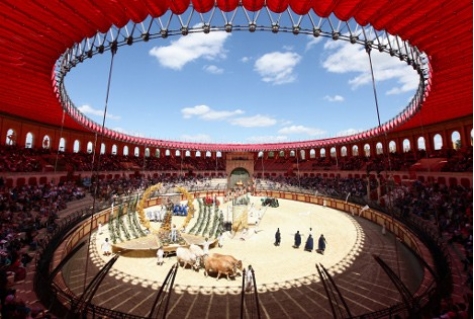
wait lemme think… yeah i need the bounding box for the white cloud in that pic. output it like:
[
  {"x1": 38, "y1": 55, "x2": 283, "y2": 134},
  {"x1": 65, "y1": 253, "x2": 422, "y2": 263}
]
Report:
[
  {"x1": 180, "y1": 134, "x2": 212, "y2": 142},
  {"x1": 181, "y1": 105, "x2": 244, "y2": 120},
  {"x1": 203, "y1": 65, "x2": 224, "y2": 74},
  {"x1": 241, "y1": 56, "x2": 250, "y2": 63},
  {"x1": 254, "y1": 51, "x2": 302, "y2": 85},
  {"x1": 305, "y1": 35, "x2": 323, "y2": 51},
  {"x1": 149, "y1": 31, "x2": 231, "y2": 70},
  {"x1": 181, "y1": 105, "x2": 276, "y2": 129},
  {"x1": 246, "y1": 135, "x2": 289, "y2": 143},
  {"x1": 321, "y1": 41, "x2": 418, "y2": 94},
  {"x1": 324, "y1": 95, "x2": 344, "y2": 102},
  {"x1": 336, "y1": 128, "x2": 360, "y2": 136},
  {"x1": 229, "y1": 115, "x2": 277, "y2": 128},
  {"x1": 278, "y1": 125, "x2": 326, "y2": 137},
  {"x1": 111, "y1": 127, "x2": 145, "y2": 137},
  {"x1": 78, "y1": 104, "x2": 120, "y2": 120},
  {"x1": 181, "y1": 105, "x2": 210, "y2": 118},
  {"x1": 386, "y1": 70, "x2": 419, "y2": 95}
]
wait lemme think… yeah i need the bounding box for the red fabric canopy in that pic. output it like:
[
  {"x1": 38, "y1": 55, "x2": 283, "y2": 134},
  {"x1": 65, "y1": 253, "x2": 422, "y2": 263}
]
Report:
[{"x1": 0, "y1": 0, "x2": 471, "y2": 152}]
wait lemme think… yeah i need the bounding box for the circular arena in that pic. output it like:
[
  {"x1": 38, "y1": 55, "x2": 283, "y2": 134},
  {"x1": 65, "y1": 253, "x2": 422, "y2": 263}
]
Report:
[
  {"x1": 0, "y1": 1, "x2": 472, "y2": 319},
  {"x1": 55, "y1": 195, "x2": 426, "y2": 319}
]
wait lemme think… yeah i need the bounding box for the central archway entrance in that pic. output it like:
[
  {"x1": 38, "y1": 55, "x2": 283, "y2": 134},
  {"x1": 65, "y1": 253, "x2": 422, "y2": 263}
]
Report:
[{"x1": 228, "y1": 167, "x2": 251, "y2": 189}]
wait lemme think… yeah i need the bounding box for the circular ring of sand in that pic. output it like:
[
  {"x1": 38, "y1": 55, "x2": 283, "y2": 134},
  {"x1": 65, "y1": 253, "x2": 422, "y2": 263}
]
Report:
[{"x1": 91, "y1": 197, "x2": 364, "y2": 295}]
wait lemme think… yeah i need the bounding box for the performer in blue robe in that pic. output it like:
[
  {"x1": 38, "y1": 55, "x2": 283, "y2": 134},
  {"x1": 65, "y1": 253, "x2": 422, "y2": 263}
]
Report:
[
  {"x1": 304, "y1": 234, "x2": 314, "y2": 252},
  {"x1": 293, "y1": 231, "x2": 301, "y2": 248},
  {"x1": 274, "y1": 228, "x2": 281, "y2": 246},
  {"x1": 317, "y1": 234, "x2": 327, "y2": 254}
]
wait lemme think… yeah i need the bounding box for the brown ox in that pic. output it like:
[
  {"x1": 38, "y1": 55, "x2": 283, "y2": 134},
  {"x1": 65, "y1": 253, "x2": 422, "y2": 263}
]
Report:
[
  {"x1": 202, "y1": 253, "x2": 240, "y2": 280},
  {"x1": 211, "y1": 253, "x2": 243, "y2": 275}
]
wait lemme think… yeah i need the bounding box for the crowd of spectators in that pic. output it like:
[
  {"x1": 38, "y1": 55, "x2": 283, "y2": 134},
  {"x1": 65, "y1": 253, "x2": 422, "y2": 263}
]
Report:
[
  {"x1": 0, "y1": 146, "x2": 43, "y2": 173},
  {"x1": 254, "y1": 150, "x2": 462, "y2": 174},
  {"x1": 0, "y1": 145, "x2": 472, "y2": 175},
  {"x1": 258, "y1": 175, "x2": 370, "y2": 200},
  {"x1": 441, "y1": 147, "x2": 473, "y2": 173},
  {"x1": 0, "y1": 143, "x2": 471, "y2": 317},
  {"x1": 0, "y1": 178, "x2": 87, "y2": 318}
]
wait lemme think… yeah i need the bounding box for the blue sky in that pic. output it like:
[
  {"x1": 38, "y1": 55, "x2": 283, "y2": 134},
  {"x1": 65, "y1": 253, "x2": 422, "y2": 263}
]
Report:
[{"x1": 65, "y1": 30, "x2": 419, "y2": 144}]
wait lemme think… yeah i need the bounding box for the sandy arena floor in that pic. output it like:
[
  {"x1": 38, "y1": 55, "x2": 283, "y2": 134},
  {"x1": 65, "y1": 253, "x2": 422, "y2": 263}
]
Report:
[{"x1": 92, "y1": 197, "x2": 365, "y2": 293}]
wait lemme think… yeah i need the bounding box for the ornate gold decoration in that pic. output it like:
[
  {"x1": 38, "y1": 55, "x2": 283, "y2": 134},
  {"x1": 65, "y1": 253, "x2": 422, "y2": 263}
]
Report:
[
  {"x1": 136, "y1": 184, "x2": 195, "y2": 236},
  {"x1": 177, "y1": 186, "x2": 195, "y2": 230},
  {"x1": 136, "y1": 183, "x2": 162, "y2": 231}
]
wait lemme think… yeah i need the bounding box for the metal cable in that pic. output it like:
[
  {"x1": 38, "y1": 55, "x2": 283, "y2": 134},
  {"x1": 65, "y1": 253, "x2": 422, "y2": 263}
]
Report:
[
  {"x1": 82, "y1": 45, "x2": 118, "y2": 293},
  {"x1": 365, "y1": 43, "x2": 401, "y2": 278}
]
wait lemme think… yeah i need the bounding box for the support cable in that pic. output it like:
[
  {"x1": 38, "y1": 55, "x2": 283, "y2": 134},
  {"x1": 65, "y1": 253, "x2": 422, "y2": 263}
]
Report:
[
  {"x1": 373, "y1": 254, "x2": 418, "y2": 317},
  {"x1": 320, "y1": 264, "x2": 352, "y2": 318},
  {"x1": 316, "y1": 264, "x2": 337, "y2": 318},
  {"x1": 70, "y1": 255, "x2": 119, "y2": 318},
  {"x1": 147, "y1": 263, "x2": 179, "y2": 319},
  {"x1": 53, "y1": 109, "x2": 66, "y2": 173},
  {"x1": 241, "y1": 267, "x2": 261, "y2": 319},
  {"x1": 296, "y1": 149, "x2": 301, "y2": 190},
  {"x1": 364, "y1": 40, "x2": 401, "y2": 278},
  {"x1": 82, "y1": 44, "x2": 118, "y2": 293}
]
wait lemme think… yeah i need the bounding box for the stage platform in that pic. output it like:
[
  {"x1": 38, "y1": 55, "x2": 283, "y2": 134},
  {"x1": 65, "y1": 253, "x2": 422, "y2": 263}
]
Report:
[{"x1": 111, "y1": 233, "x2": 216, "y2": 257}]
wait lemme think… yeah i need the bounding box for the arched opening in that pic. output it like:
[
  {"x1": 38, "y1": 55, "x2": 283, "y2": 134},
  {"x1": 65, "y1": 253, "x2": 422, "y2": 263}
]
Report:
[
  {"x1": 43, "y1": 135, "x2": 51, "y2": 149},
  {"x1": 352, "y1": 145, "x2": 359, "y2": 156},
  {"x1": 228, "y1": 167, "x2": 250, "y2": 189},
  {"x1": 451, "y1": 131, "x2": 461, "y2": 149},
  {"x1": 320, "y1": 148, "x2": 326, "y2": 158},
  {"x1": 111, "y1": 144, "x2": 118, "y2": 155},
  {"x1": 299, "y1": 149, "x2": 305, "y2": 160},
  {"x1": 87, "y1": 141, "x2": 93, "y2": 153},
  {"x1": 376, "y1": 142, "x2": 383, "y2": 155},
  {"x1": 58, "y1": 137, "x2": 66, "y2": 152},
  {"x1": 340, "y1": 146, "x2": 347, "y2": 157},
  {"x1": 123, "y1": 145, "x2": 129, "y2": 156},
  {"x1": 403, "y1": 139, "x2": 411, "y2": 152},
  {"x1": 73, "y1": 140, "x2": 80, "y2": 153},
  {"x1": 389, "y1": 141, "x2": 396, "y2": 153},
  {"x1": 101, "y1": 143, "x2": 106, "y2": 154},
  {"x1": 433, "y1": 134, "x2": 442, "y2": 150},
  {"x1": 309, "y1": 149, "x2": 316, "y2": 159},
  {"x1": 6, "y1": 129, "x2": 16, "y2": 145},
  {"x1": 134, "y1": 147, "x2": 140, "y2": 157},
  {"x1": 364, "y1": 144, "x2": 371, "y2": 157},
  {"x1": 25, "y1": 132, "x2": 34, "y2": 148},
  {"x1": 417, "y1": 137, "x2": 426, "y2": 150}
]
